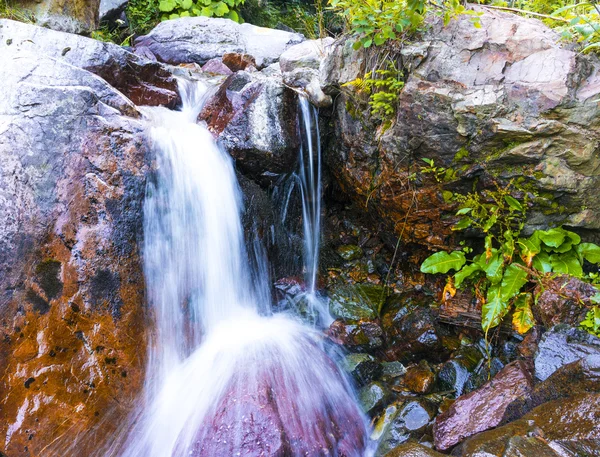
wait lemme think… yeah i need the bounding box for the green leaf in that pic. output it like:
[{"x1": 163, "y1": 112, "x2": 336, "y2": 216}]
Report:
[
  {"x1": 179, "y1": 10, "x2": 190, "y2": 16},
  {"x1": 513, "y1": 293, "x2": 534, "y2": 334},
  {"x1": 576, "y1": 242, "x2": 600, "y2": 264},
  {"x1": 227, "y1": 9, "x2": 239, "y2": 21},
  {"x1": 479, "y1": 250, "x2": 504, "y2": 285},
  {"x1": 483, "y1": 285, "x2": 510, "y2": 331},
  {"x1": 532, "y1": 251, "x2": 552, "y2": 274},
  {"x1": 169, "y1": 12, "x2": 180, "y2": 18},
  {"x1": 200, "y1": 5, "x2": 213, "y2": 16},
  {"x1": 455, "y1": 263, "x2": 482, "y2": 287},
  {"x1": 420, "y1": 251, "x2": 466, "y2": 274},
  {"x1": 453, "y1": 217, "x2": 473, "y2": 230},
  {"x1": 550, "y1": 252, "x2": 583, "y2": 277},
  {"x1": 538, "y1": 228, "x2": 566, "y2": 248},
  {"x1": 159, "y1": 0, "x2": 177, "y2": 11},
  {"x1": 363, "y1": 38, "x2": 373, "y2": 48},
  {"x1": 211, "y1": 1, "x2": 230, "y2": 16},
  {"x1": 504, "y1": 195, "x2": 523, "y2": 212},
  {"x1": 483, "y1": 214, "x2": 498, "y2": 232},
  {"x1": 180, "y1": 0, "x2": 193, "y2": 9},
  {"x1": 518, "y1": 235, "x2": 541, "y2": 257},
  {"x1": 500, "y1": 263, "x2": 529, "y2": 301},
  {"x1": 456, "y1": 207, "x2": 472, "y2": 216}
]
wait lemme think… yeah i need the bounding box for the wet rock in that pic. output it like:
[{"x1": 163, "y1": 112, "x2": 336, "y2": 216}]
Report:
[
  {"x1": 343, "y1": 353, "x2": 382, "y2": 386},
  {"x1": 384, "y1": 442, "x2": 446, "y2": 457},
  {"x1": 324, "y1": 9, "x2": 600, "y2": 245},
  {"x1": 337, "y1": 244, "x2": 364, "y2": 261},
  {"x1": 404, "y1": 365, "x2": 436, "y2": 394},
  {"x1": 0, "y1": 19, "x2": 179, "y2": 107},
  {"x1": 279, "y1": 38, "x2": 335, "y2": 107},
  {"x1": 360, "y1": 382, "x2": 392, "y2": 414},
  {"x1": 201, "y1": 58, "x2": 233, "y2": 75},
  {"x1": 374, "y1": 399, "x2": 437, "y2": 456},
  {"x1": 381, "y1": 361, "x2": 408, "y2": 379},
  {"x1": 433, "y1": 360, "x2": 534, "y2": 451},
  {"x1": 198, "y1": 68, "x2": 299, "y2": 182},
  {"x1": 534, "y1": 324, "x2": 600, "y2": 381},
  {"x1": 135, "y1": 16, "x2": 304, "y2": 68},
  {"x1": 533, "y1": 275, "x2": 598, "y2": 327},
  {"x1": 0, "y1": 48, "x2": 148, "y2": 456},
  {"x1": 328, "y1": 284, "x2": 385, "y2": 321},
  {"x1": 458, "y1": 393, "x2": 600, "y2": 456},
  {"x1": 327, "y1": 319, "x2": 384, "y2": 351},
  {"x1": 381, "y1": 293, "x2": 445, "y2": 362},
  {"x1": 437, "y1": 345, "x2": 484, "y2": 397},
  {"x1": 503, "y1": 354, "x2": 600, "y2": 423},
  {"x1": 463, "y1": 357, "x2": 505, "y2": 394},
  {"x1": 16, "y1": 0, "x2": 100, "y2": 33},
  {"x1": 99, "y1": 0, "x2": 128, "y2": 23},
  {"x1": 222, "y1": 52, "x2": 257, "y2": 72}
]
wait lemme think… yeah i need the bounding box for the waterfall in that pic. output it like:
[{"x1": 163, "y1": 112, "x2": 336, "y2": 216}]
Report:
[{"x1": 112, "y1": 80, "x2": 367, "y2": 457}]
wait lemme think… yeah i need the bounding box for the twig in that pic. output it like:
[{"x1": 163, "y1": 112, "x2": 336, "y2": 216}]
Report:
[{"x1": 479, "y1": 4, "x2": 571, "y2": 22}]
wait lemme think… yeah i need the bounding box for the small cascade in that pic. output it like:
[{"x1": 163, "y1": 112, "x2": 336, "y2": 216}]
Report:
[{"x1": 111, "y1": 81, "x2": 367, "y2": 457}]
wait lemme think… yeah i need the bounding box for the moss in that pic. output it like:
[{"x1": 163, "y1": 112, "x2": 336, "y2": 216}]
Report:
[
  {"x1": 453, "y1": 147, "x2": 469, "y2": 162},
  {"x1": 442, "y1": 190, "x2": 454, "y2": 203}
]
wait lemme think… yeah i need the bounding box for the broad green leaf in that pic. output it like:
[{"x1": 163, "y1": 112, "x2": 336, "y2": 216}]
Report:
[
  {"x1": 500, "y1": 263, "x2": 529, "y2": 301},
  {"x1": 169, "y1": 12, "x2": 180, "y2": 18},
  {"x1": 179, "y1": 10, "x2": 190, "y2": 16},
  {"x1": 363, "y1": 38, "x2": 373, "y2": 48},
  {"x1": 538, "y1": 228, "x2": 566, "y2": 248},
  {"x1": 200, "y1": 6, "x2": 212, "y2": 16},
  {"x1": 420, "y1": 251, "x2": 466, "y2": 274},
  {"x1": 550, "y1": 252, "x2": 583, "y2": 277},
  {"x1": 576, "y1": 242, "x2": 600, "y2": 264},
  {"x1": 479, "y1": 250, "x2": 504, "y2": 285},
  {"x1": 159, "y1": 0, "x2": 176, "y2": 11},
  {"x1": 504, "y1": 195, "x2": 523, "y2": 212},
  {"x1": 482, "y1": 285, "x2": 509, "y2": 331},
  {"x1": 180, "y1": 0, "x2": 193, "y2": 9},
  {"x1": 227, "y1": 9, "x2": 239, "y2": 21},
  {"x1": 456, "y1": 207, "x2": 472, "y2": 216},
  {"x1": 483, "y1": 214, "x2": 498, "y2": 232},
  {"x1": 453, "y1": 217, "x2": 472, "y2": 230},
  {"x1": 532, "y1": 251, "x2": 552, "y2": 274},
  {"x1": 518, "y1": 235, "x2": 541, "y2": 257},
  {"x1": 455, "y1": 263, "x2": 482, "y2": 287},
  {"x1": 211, "y1": 1, "x2": 230, "y2": 16},
  {"x1": 513, "y1": 293, "x2": 534, "y2": 334}
]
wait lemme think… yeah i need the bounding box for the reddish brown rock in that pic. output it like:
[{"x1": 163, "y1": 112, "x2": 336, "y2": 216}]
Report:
[
  {"x1": 433, "y1": 360, "x2": 534, "y2": 451},
  {"x1": 404, "y1": 365, "x2": 436, "y2": 394},
  {"x1": 202, "y1": 58, "x2": 233, "y2": 75},
  {"x1": 222, "y1": 52, "x2": 257, "y2": 72},
  {"x1": 327, "y1": 319, "x2": 384, "y2": 351}
]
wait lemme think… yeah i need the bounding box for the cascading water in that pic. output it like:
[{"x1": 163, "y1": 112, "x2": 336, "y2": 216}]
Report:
[{"x1": 113, "y1": 80, "x2": 367, "y2": 457}]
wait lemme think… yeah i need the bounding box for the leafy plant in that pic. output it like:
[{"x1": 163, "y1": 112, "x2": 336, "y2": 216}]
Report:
[
  {"x1": 420, "y1": 185, "x2": 600, "y2": 337},
  {"x1": 580, "y1": 304, "x2": 600, "y2": 336},
  {"x1": 0, "y1": 0, "x2": 36, "y2": 22},
  {"x1": 158, "y1": 0, "x2": 244, "y2": 21}
]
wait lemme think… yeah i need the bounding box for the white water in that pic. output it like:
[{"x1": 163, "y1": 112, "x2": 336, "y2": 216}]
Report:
[{"x1": 113, "y1": 81, "x2": 366, "y2": 457}]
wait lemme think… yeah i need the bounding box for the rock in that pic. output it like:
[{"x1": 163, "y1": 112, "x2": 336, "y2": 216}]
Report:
[
  {"x1": 374, "y1": 399, "x2": 437, "y2": 456},
  {"x1": 222, "y1": 52, "x2": 257, "y2": 72},
  {"x1": 502, "y1": 354, "x2": 600, "y2": 424},
  {"x1": 99, "y1": 0, "x2": 128, "y2": 23},
  {"x1": 328, "y1": 284, "x2": 385, "y2": 321},
  {"x1": 384, "y1": 442, "x2": 446, "y2": 457},
  {"x1": 198, "y1": 68, "x2": 299, "y2": 183},
  {"x1": 437, "y1": 345, "x2": 484, "y2": 397},
  {"x1": 134, "y1": 16, "x2": 304, "y2": 69},
  {"x1": 0, "y1": 50, "x2": 148, "y2": 456},
  {"x1": 342, "y1": 353, "x2": 382, "y2": 386},
  {"x1": 359, "y1": 382, "x2": 392, "y2": 413},
  {"x1": 534, "y1": 324, "x2": 600, "y2": 381},
  {"x1": 15, "y1": 0, "x2": 100, "y2": 33},
  {"x1": 404, "y1": 365, "x2": 436, "y2": 394},
  {"x1": 201, "y1": 58, "x2": 233, "y2": 75},
  {"x1": 324, "y1": 9, "x2": 600, "y2": 245},
  {"x1": 381, "y1": 293, "x2": 445, "y2": 362},
  {"x1": 279, "y1": 38, "x2": 335, "y2": 107},
  {"x1": 533, "y1": 275, "x2": 598, "y2": 327},
  {"x1": 458, "y1": 393, "x2": 600, "y2": 456},
  {"x1": 337, "y1": 244, "x2": 364, "y2": 261},
  {"x1": 0, "y1": 19, "x2": 179, "y2": 107},
  {"x1": 433, "y1": 360, "x2": 534, "y2": 451},
  {"x1": 327, "y1": 319, "x2": 384, "y2": 351},
  {"x1": 381, "y1": 361, "x2": 408, "y2": 379}
]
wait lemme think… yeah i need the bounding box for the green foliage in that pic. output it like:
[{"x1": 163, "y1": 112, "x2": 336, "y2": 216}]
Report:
[
  {"x1": 580, "y1": 305, "x2": 600, "y2": 336},
  {"x1": 342, "y1": 59, "x2": 404, "y2": 125},
  {"x1": 330, "y1": 0, "x2": 480, "y2": 50},
  {"x1": 125, "y1": 0, "x2": 161, "y2": 35},
  {"x1": 420, "y1": 185, "x2": 600, "y2": 336},
  {"x1": 0, "y1": 0, "x2": 35, "y2": 22},
  {"x1": 157, "y1": 0, "x2": 244, "y2": 21}
]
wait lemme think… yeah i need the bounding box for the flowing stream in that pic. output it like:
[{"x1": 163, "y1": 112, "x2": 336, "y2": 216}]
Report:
[{"x1": 114, "y1": 80, "x2": 367, "y2": 456}]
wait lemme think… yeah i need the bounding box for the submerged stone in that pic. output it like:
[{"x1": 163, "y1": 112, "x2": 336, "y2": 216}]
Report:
[
  {"x1": 359, "y1": 382, "x2": 392, "y2": 414},
  {"x1": 337, "y1": 244, "x2": 364, "y2": 261}
]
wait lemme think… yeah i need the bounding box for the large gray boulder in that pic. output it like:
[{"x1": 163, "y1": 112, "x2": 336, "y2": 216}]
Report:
[
  {"x1": 0, "y1": 46, "x2": 149, "y2": 457},
  {"x1": 134, "y1": 16, "x2": 304, "y2": 68},
  {"x1": 0, "y1": 19, "x2": 179, "y2": 107},
  {"x1": 323, "y1": 8, "x2": 600, "y2": 246}
]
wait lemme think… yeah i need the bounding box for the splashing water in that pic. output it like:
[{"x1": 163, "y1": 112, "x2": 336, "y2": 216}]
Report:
[{"x1": 114, "y1": 81, "x2": 367, "y2": 457}]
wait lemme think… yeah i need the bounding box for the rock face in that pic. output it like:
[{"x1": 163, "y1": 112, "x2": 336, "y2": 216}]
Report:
[
  {"x1": 0, "y1": 19, "x2": 180, "y2": 108},
  {"x1": 433, "y1": 360, "x2": 534, "y2": 450},
  {"x1": 324, "y1": 8, "x2": 600, "y2": 245},
  {"x1": 0, "y1": 32, "x2": 149, "y2": 457},
  {"x1": 14, "y1": 0, "x2": 100, "y2": 33},
  {"x1": 134, "y1": 16, "x2": 304, "y2": 68},
  {"x1": 99, "y1": 0, "x2": 128, "y2": 23}
]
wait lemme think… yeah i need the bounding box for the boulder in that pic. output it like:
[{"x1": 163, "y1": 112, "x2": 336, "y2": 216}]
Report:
[
  {"x1": 0, "y1": 19, "x2": 179, "y2": 107},
  {"x1": 0, "y1": 50, "x2": 149, "y2": 456},
  {"x1": 280, "y1": 38, "x2": 335, "y2": 107},
  {"x1": 134, "y1": 16, "x2": 304, "y2": 69},
  {"x1": 15, "y1": 0, "x2": 100, "y2": 33},
  {"x1": 327, "y1": 319, "x2": 384, "y2": 351},
  {"x1": 343, "y1": 353, "x2": 382, "y2": 386},
  {"x1": 328, "y1": 283, "x2": 385, "y2": 321},
  {"x1": 99, "y1": 0, "x2": 128, "y2": 23},
  {"x1": 534, "y1": 324, "x2": 600, "y2": 381},
  {"x1": 198, "y1": 67, "x2": 300, "y2": 183},
  {"x1": 323, "y1": 8, "x2": 600, "y2": 245},
  {"x1": 458, "y1": 393, "x2": 600, "y2": 456},
  {"x1": 433, "y1": 360, "x2": 534, "y2": 450},
  {"x1": 384, "y1": 442, "x2": 445, "y2": 457}
]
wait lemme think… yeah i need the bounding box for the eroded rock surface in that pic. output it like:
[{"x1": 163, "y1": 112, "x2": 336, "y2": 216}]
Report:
[{"x1": 16, "y1": 0, "x2": 100, "y2": 33}]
